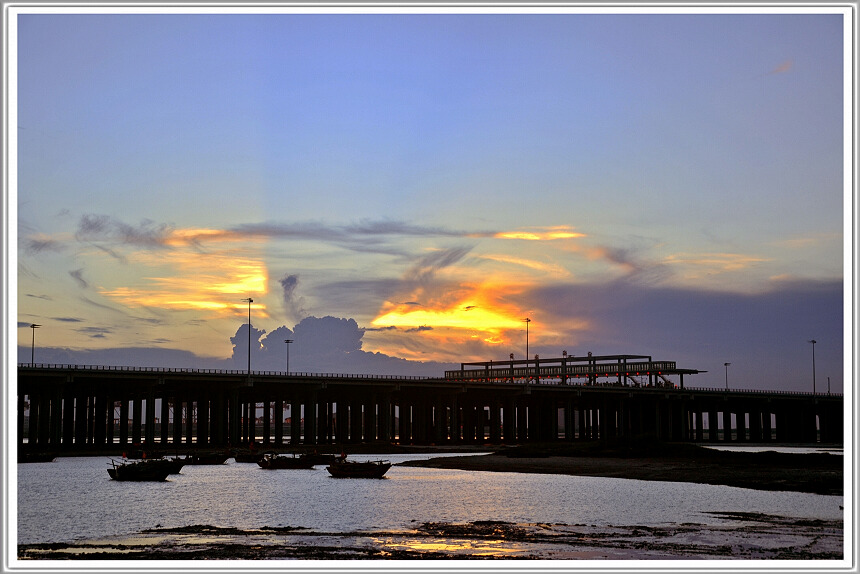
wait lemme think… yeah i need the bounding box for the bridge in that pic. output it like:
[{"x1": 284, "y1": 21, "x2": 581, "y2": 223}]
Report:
[{"x1": 16, "y1": 354, "x2": 843, "y2": 453}]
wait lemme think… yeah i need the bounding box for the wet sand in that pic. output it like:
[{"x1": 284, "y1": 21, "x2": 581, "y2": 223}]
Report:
[
  {"x1": 399, "y1": 449, "x2": 843, "y2": 495},
  {"x1": 18, "y1": 514, "x2": 843, "y2": 560}
]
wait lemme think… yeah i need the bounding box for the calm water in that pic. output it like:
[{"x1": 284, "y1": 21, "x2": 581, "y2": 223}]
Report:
[{"x1": 16, "y1": 453, "x2": 843, "y2": 546}]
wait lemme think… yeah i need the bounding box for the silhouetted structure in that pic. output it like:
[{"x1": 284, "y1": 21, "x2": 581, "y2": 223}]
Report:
[{"x1": 17, "y1": 356, "x2": 843, "y2": 453}]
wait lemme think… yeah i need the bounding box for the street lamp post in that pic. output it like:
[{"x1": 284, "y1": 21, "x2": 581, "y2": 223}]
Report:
[
  {"x1": 724, "y1": 362, "x2": 731, "y2": 390},
  {"x1": 808, "y1": 339, "x2": 817, "y2": 394},
  {"x1": 241, "y1": 298, "x2": 253, "y2": 375},
  {"x1": 523, "y1": 318, "x2": 531, "y2": 361},
  {"x1": 284, "y1": 339, "x2": 293, "y2": 373},
  {"x1": 30, "y1": 324, "x2": 41, "y2": 365}
]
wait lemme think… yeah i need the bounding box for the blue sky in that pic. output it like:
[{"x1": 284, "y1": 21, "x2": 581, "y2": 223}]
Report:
[{"x1": 10, "y1": 8, "x2": 850, "y2": 391}]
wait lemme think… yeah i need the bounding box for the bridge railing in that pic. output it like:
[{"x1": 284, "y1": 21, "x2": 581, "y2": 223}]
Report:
[
  {"x1": 17, "y1": 363, "x2": 433, "y2": 381},
  {"x1": 18, "y1": 364, "x2": 842, "y2": 396},
  {"x1": 445, "y1": 361, "x2": 678, "y2": 380},
  {"x1": 684, "y1": 386, "x2": 842, "y2": 397}
]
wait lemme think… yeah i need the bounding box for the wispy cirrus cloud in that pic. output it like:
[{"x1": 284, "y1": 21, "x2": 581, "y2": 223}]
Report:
[
  {"x1": 772, "y1": 232, "x2": 841, "y2": 250},
  {"x1": 767, "y1": 59, "x2": 793, "y2": 75},
  {"x1": 477, "y1": 254, "x2": 571, "y2": 278},
  {"x1": 69, "y1": 268, "x2": 89, "y2": 289},
  {"x1": 663, "y1": 252, "x2": 771, "y2": 272},
  {"x1": 23, "y1": 234, "x2": 66, "y2": 255}
]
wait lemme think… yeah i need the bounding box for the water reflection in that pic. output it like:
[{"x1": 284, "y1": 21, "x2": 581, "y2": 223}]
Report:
[{"x1": 373, "y1": 536, "x2": 529, "y2": 557}]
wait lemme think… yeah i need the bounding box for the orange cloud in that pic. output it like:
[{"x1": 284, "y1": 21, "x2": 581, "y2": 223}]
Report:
[
  {"x1": 100, "y1": 250, "x2": 269, "y2": 316},
  {"x1": 494, "y1": 225, "x2": 585, "y2": 241},
  {"x1": 768, "y1": 60, "x2": 793, "y2": 75},
  {"x1": 477, "y1": 254, "x2": 571, "y2": 278},
  {"x1": 663, "y1": 252, "x2": 771, "y2": 271},
  {"x1": 372, "y1": 281, "x2": 527, "y2": 336}
]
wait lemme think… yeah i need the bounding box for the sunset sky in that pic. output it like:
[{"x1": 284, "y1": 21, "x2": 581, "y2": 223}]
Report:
[{"x1": 10, "y1": 8, "x2": 851, "y2": 391}]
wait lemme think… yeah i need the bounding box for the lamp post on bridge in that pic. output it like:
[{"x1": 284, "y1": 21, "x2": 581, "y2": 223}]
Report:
[
  {"x1": 30, "y1": 324, "x2": 41, "y2": 365},
  {"x1": 724, "y1": 362, "x2": 731, "y2": 390},
  {"x1": 808, "y1": 339, "x2": 817, "y2": 394},
  {"x1": 523, "y1": 317, "x2": 531, "y2": 362},
  {"x1": 241, "y1": 298, "x2": 253, "y2": 375},
  {"x1": 284, "y1": 339, "x2": 293, "y2": 373}
]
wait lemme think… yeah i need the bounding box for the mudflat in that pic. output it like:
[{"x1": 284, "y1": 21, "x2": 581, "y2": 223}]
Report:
[{"x1": 399, "y1": 444, "x2": 844, "y2": 495}]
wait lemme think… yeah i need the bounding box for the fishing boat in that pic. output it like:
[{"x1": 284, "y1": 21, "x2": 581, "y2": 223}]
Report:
[
  {"x1": 326, "y1": 457, "x2": 391, "y2": 478},
  {"x1": 234, "y1": 451, "x2": 264, "y2": 463},
  {"x1": 18, "y1": 451, "x2": 56, "y2": 463},
  {"x1": 257, "y1": 452, "x2": 315, "y2": 470},
  {"x1": 107, "y1": 458, "x2": 173, "y2": 481},
  {"x1": 162, "y1": 456, "x2": 188, "y2": 474},
  {"x1": 185, "y1": 451, "x2": 230, "y2": 465}
]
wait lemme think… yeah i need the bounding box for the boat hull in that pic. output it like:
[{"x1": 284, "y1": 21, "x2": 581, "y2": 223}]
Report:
[
  {"x1": 326, "y1": 461, "x2": 391, "y2": 478},
  {"x1": 257, "y1": 455, "x2": 315, "y2": 469},
  {"x1": 107, "y1": 460, "x2": 172, "y2": 481},
  {"x1": 185, "y1": 453, "x2": 230, "y2": 465}
]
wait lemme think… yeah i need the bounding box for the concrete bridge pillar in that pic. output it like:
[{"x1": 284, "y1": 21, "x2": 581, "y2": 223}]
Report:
[
  {"x1": 62, "y1": 392, "x2": 75, "y2": 447},
  {"x1": 694, "y1": 411, "x2": 704, "y2": 441},
  {"x1": 735, "y1": 409, "x2": 746, "y2": 442},
  {"x1": 186, "y1": 398, "x2": 195, "y2": 446},
  {"x1": 449, "y1": 395, "x2": 460, "y2": 443},
  {"x1": 159, "y1": 396, "x2": 169, "y2": 445},
  {"x1": 516, "y1": 400, "x2": 529, "y2": 442},
  {"x1": 130, "y1": 396, "x2": 142, "y2": 446},
  {"x1": 721, "y1": 410, "x2": 732, "y2": 442},
  {"x1": 305, "y1": 395, "x2": 317, "y2": 445},
  {"x1": 489, "y1": 398, "x2": 501, "y2": 443},
  {"x1": 563, "y1": 399, "x2": 574, "y2": 441},
  {"x1": 51, "y1": 390, "x2": 64, "y2": 446},
  {"x1": 261, "y1": 398, "x2": 271, "y2": 444},
  {"x1": 761, "y1": 410, "x2": 772, "y2": 442},
  {"x1": 365, "y1": 396, "x2": 378, "y2": 442},
  {"x1": 748, "y1": 409, "x2": 762, "y2": 442},
  {"x1": 434, "y1": 398, "x2": 446, "y2": 444},
  {"x1": 145, "y1": 392, "x2": 156, "y2": 445},
  {"x1": 28, "y1": 395, "x2": 40, "y2": 447},
  {"x1": 228, "y1": 390, "x2": 240, "y2": 446},
  {"x1": 378, "y1": 394, "x2": 390, "y2": 442},
  {"x1": 401, "y1": 401, "x2": 413, "y2": 444},
  {"x1": 200, "y1": 395, "x2": 211, "y2": 446},
  {"x1": 273, "y1": 399, "x2": 283, "y2": 445},
  {"x1": 707, "y1": 409, "x2": 718, "y2": 441}
]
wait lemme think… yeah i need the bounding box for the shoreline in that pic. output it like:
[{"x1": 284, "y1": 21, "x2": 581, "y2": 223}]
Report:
[{"x1": 399, "y1": 449, "x2": 844, "y2": 495}]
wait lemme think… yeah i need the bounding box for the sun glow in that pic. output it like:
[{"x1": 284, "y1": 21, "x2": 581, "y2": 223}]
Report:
[
  {"x1": 371, "y1": 280, "x2": 529, "y2": 339},
  {"x1": 494, "y1": 226, "x2": 585, "y2": 241},
  {"x1": 100, "y1": 250, "x2": 268, "y2": 315}
]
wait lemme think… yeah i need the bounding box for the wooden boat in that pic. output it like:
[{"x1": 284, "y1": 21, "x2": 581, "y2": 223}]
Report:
[
  {"x1": 107, "y1": 458, "x2": 172, "y2": 481},
  {"x1": 185, "y1": 451, "x2": 230, "y2": 465},
  {"x1": 257, "y1": 453, "x2": 315, "y2": 470},
  {"x1": 18, "y1": 452, "x2": 57, "y2": 463},
  {"x1": 326, "y1": 457, "x2": 391, "y2": 478},
  {"x1": 233, "y1": 450, "x2": 264, "y2": 463},
  {"x1": 163, "y1": 456, "x2": 188, "y2": 474}
]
